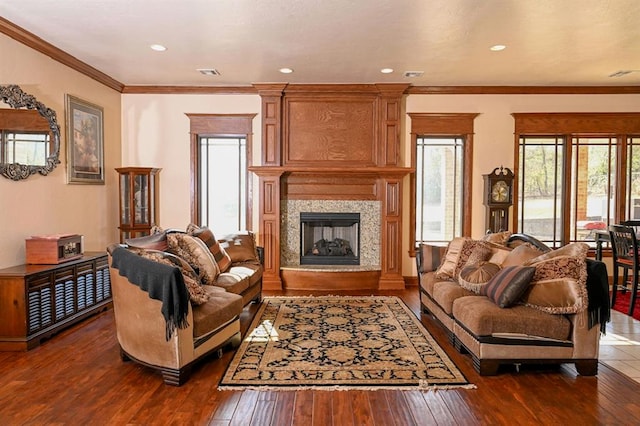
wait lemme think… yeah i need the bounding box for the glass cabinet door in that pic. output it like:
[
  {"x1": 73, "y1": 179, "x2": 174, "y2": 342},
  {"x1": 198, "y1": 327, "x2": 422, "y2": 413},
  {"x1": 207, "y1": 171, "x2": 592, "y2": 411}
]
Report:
[{"x1": 116, "y1": 167, "x2": 161, "y2": 242}]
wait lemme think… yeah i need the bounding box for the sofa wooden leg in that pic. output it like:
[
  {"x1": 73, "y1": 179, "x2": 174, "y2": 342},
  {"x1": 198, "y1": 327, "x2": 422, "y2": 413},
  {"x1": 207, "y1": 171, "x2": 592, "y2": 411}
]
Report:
[
  {"x1": 230, "y1": 331, "x2": 242, "y2": 349},
  {"x1": 477, "y1": 359, "x2": 500, "y2": 376},
  {"x1": 161, "y1": 366, "x2": 189, "y2": 386},
  {"x1": 120, "y1": 347, "x2": 131, "y2": 362},
  {"x1": 575, "y1": 360, "x2": 598, "y2": 376}
]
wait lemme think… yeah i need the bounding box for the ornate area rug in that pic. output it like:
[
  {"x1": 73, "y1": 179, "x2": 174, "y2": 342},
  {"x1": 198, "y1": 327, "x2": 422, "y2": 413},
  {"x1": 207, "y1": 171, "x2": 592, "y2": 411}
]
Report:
[{"x1": 218, "y1": 296, "x2": 474, "y2": 391}]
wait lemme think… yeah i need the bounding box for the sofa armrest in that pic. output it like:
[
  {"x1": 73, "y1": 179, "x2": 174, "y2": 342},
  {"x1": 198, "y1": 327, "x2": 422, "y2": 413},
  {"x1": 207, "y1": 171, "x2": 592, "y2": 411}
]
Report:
[{"x1": 507, "y1": 233, "x2": 551, "y2": 252}]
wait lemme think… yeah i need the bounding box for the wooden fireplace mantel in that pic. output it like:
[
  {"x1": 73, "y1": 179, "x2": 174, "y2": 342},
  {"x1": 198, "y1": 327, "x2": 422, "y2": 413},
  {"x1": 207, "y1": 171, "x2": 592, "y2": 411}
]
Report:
[{"x1": 251, "y1": 83, "x2": 412, "y2": 290}]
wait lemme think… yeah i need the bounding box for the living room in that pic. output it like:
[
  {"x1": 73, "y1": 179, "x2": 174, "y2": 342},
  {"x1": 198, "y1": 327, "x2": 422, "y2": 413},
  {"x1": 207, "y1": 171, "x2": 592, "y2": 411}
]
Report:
[{"x1": 2, "y1": 1, "x2": 640, "y2": 423}]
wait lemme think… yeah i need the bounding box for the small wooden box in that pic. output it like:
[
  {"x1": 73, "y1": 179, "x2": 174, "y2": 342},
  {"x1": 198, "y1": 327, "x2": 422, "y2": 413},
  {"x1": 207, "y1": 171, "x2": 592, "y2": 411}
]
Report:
[{"x1": 26, "y1": 234, "x2": 83, "y2": 264}]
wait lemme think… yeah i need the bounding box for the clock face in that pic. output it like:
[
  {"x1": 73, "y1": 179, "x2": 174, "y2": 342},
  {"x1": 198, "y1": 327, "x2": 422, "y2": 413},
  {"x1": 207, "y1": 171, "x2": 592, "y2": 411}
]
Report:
[{"x1": 491, "y1": 180, "x2": 510, "y2": 203}]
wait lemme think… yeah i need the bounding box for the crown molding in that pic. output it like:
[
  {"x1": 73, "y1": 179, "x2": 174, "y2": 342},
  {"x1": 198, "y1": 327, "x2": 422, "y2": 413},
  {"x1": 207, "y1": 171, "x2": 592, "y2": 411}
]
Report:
[
  {"x1": 0, "y1": 17, "x2": 124, "y2": 93},
  {"x1": 122, "y1": 85, "x2": 258, "y2": 94},
  {"x1": 406, "y1": 85, "x2": 640, "y2": 95}
]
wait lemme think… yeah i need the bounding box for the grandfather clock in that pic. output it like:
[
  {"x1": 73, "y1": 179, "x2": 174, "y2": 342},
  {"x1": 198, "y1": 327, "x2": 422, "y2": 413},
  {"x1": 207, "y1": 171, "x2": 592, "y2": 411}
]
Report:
[{"x1": 483, "y1": 166, "x2": 514, "y2": 233}]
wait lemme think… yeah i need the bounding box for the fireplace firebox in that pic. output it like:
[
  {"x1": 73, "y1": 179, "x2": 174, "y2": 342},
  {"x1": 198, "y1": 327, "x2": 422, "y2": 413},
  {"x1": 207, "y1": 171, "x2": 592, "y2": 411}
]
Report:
[{"x1": 300, "y1": 212, "x2": 360, "y2": 265}]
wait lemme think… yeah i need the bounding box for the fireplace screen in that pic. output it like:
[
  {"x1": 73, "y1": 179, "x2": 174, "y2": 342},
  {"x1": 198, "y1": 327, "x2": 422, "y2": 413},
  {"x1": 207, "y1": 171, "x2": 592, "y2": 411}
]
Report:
[{"x1": 300, "y1": 212, "x2": 360, "y2": 265}]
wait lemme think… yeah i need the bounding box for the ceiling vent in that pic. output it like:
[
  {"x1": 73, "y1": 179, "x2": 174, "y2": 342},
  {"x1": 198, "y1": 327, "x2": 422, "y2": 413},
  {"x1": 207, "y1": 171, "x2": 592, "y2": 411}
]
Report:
[
  {"x1": 197, "y1": 68, "x2": 221, "y2": 76},
  {"x1": 608, "y1": 70, "x2": 639, "y2": 78},
  {"x1": 403, "y1": 71, "x2": 424, "y2": 78}
]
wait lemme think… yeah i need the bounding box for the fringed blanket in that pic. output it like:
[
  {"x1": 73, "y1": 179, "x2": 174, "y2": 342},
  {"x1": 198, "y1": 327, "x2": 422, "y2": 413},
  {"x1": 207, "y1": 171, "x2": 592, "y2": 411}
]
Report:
[
  {"x1": 111, "y1": 247, "x2": 190, "y2": 340},
  {"x1": 586, "y1": 259, "x2": 610, "y2": 334}
]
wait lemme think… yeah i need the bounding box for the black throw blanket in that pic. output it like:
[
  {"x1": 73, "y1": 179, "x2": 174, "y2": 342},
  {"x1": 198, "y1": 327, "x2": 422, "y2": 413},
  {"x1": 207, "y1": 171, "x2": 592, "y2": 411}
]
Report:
[
  {"x1": 585, "y1": 259, "x2": 611, "y2": 335},
  {"x1": 111, "y1": 247, "x2": 190, "y2": 340}
]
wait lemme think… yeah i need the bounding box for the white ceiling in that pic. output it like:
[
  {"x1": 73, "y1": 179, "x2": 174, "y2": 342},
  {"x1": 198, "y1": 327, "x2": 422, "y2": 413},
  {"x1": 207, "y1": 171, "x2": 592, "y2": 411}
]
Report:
[{"x1": 1, "y1": 0, "x2": 639, "y2": 87}]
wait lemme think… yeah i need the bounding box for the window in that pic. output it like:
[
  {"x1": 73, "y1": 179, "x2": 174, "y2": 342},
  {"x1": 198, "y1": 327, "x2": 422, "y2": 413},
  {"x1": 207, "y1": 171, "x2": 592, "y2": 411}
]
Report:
[
  {"x1": 514, "y1": 113, "x2": 640, "y2": 248},
  {"x1": 198, "y1": 136, "x2": 246, "y2": 234},
  {"x1": 409, "y1": 113, "x2": 477, "y2": 246},
  {"x1": 415, "y1": 137, "x2": 464, "y2": 243},
  {"x1": 187, "y1": 114, "x2": 256, "y2": 235}
]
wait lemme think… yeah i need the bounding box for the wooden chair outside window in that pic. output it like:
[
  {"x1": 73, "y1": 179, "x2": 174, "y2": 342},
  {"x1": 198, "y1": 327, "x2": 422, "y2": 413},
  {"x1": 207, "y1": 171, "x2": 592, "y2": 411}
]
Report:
[{"x1": 609, "y1": 224, "x2": 640, "y2": 316}]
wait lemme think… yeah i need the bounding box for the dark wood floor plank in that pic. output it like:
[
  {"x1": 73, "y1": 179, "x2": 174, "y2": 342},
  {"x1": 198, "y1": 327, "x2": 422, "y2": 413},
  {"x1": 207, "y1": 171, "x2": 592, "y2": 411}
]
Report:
[
  {"x1": 351, "y1": 390, "x2": 374, "y2": 425},
  {"x1": 420, "y1": 391, "x2": 456, "y2": 424},
  {"x1": 229, "y1": 390, "x2": 260, "y2": 426},
  {"x1": 331, "y1": 390, "x2": 356, "y2": 426},
  {"x1": 211, "y1": 391, "x2": 242, "y2": 423},
  {"x1": 2, "y1": 288, "x2": 640, "y2": 425},
  {"x1": 270, "y1": 391, "x2": 296, "y2": 426},
  {"x1": 380, "y1": 391, "x2": 417, "y2": 426},
  {"x1": 250, "y1": 400, "x2": 276, "y2": 426},
  {"x1": 367, "y1": 390, "x2": 397, "y2": 426},
  {"x1": 312, "y1": 391, "x2": 333, "y2": 426},
  {"x1": 291, "y1": 391, "x2": 314, "y2": 426},
  {"x1": 401, "y1": 391, "x2": 438, "y2": 425}
]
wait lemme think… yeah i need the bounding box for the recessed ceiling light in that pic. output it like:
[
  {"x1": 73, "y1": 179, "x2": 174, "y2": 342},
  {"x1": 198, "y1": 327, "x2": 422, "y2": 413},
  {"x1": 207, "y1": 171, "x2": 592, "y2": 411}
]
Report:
[
  {"x1": 279, "y1": 68, "x2": 294, "y2": 74},
  {"x1": 404, "y1": 71, "x2": 424, "y2": 78},
  {"x1": 380, "y1": 68, "x2": 394, "y2": 74},
  {"x1": 150, "y1": 44, "x2": 167, "y2": 52},
  {"x1": 490, "y1": 45, "x2": 506, "y2": 51},
  {"x1": 197, "y1": 68, "x2": 221, "y2": 76}
]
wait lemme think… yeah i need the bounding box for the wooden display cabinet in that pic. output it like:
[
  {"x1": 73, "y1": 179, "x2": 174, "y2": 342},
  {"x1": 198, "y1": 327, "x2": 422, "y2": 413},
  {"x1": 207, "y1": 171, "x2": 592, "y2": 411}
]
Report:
[{"x1": 116, "y1": 167, "x2": 161, "y2": 242}]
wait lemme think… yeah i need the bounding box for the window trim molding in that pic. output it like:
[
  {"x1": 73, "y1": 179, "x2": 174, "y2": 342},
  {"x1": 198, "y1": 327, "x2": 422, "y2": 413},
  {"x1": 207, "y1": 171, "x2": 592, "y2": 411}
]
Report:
[
  {"x1": 408, "y1": 113, "x2": 478, "y2": 247},
  {"x1": 186, "y1": 113, "x2": 257, "y2": 228}
]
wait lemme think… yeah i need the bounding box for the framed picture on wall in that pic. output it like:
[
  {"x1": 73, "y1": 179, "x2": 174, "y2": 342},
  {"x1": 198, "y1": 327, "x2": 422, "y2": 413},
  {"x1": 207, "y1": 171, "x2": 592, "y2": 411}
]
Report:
[{"x1": 65, "y1": 94, "x2": 104, "y2": 184}]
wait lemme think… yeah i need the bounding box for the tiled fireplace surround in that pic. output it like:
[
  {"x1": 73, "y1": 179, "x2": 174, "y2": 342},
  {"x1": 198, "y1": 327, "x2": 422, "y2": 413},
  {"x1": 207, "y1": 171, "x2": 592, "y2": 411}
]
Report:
[
  {"x1": 249, "y1": 83, "x2": 412, "y2": 290},
  {"x1": 281, "y1": 200, "x2": 381, "y2": 268}
]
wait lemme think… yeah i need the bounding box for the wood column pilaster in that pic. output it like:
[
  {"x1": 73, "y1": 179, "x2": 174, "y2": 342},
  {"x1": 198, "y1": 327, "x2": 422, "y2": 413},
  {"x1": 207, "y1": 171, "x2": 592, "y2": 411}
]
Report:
[
  {"x1": 375, "y1": 84, "x2": 409, "y2": 167},
  {"x1": 379, "y1": 174, "x2": 406, "y2": 289},
  {"x1": 255, "y1": 170, "x2": 284, "y2": 290},
  {"x1": 253, "y1": 83, "x2": 287, "y2": 166}
]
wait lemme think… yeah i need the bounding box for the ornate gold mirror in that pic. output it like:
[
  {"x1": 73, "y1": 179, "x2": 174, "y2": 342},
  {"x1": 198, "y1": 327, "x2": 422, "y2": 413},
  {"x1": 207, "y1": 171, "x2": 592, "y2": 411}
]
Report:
[{"x1": 0, "y1": 85, "x2": 61, "y2": 180}]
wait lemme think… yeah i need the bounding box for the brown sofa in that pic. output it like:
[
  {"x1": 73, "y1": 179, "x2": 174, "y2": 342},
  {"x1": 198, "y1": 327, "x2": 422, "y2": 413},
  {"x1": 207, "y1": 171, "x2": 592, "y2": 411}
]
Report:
[
  {"x1": 107, "y1": 226, "x2": 263, "y2": 385},
  {"x1": 417, "y1": 233, "x2": 609, "y2": 376}
]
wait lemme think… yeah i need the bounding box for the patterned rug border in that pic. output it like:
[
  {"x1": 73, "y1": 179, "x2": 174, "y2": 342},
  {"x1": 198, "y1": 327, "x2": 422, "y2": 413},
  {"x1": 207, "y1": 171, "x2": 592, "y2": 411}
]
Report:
[{"x1": 218, "y1": 295, "x2": 475, "y2": 391}]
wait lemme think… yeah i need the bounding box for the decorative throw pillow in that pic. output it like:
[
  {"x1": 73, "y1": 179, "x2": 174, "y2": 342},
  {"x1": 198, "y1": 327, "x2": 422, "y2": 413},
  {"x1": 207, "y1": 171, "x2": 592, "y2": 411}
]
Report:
[
  {"x1": 526, "y1": 242, "x2": 589, "y2": 265},
  {"x1": 219, "y1": 231, "x2": 261, "y2": 264},
  {"x1": 186, "y1": 223, "x2": 233, "y2": 273},
  {"x1": 486, "y1": 242, "x2": 513, "y2": 265},
  {"x1": 482, "y1": 231, "x2": 512, "y2": 246},
  {"x1": 480, "y1": 265, "x2": 536, "y2": 308},
  {"x1": 167, "y1": 233, "x2": 220, "y2": 286},
  {"x1": 521, "y1": 278, "x2": 586, "y2": 314},
  {"x1": 434, "y1": 237, "x2": 480, "y2": 280},
  {"x1": 458, "y1": 261, "x2": 502, "y2": 293},
  {"x1": 417, "y1": 243, "x2": 448, "y2": 274},
  {"x1": 464, "y1": 241, "x2": 493, "y2": 267},
  {"x1": 501, "y1": 244, "x2": 544, "y2": 268},
  {"x1": 522, "y1": 255, "x2": 589, "y2": 314},
  {"x1": 136, "y1": 249, "x2": 209, "y2": 305}
]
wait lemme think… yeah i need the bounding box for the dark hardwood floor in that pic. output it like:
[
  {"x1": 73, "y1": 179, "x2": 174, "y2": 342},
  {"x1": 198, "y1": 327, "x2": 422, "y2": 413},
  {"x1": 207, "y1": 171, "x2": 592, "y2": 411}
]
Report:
[{"x1": 1, "y1": 287, "x2": 640, "y2": 425}]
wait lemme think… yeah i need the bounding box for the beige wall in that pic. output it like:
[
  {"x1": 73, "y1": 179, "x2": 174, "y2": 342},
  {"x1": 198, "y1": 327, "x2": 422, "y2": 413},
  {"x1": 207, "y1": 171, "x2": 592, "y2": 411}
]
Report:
[
  {"x1": 121, "y1": 94, "x2": 261, "y2": 232},
  {"x1": 0, "y1": 33, "x2": 121, "y2": 269}
]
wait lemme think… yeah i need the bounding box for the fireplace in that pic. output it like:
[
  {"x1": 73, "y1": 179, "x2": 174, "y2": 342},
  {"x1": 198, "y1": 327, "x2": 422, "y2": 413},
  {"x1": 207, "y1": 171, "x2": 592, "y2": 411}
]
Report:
[{"x1": 300, "y1": 212, "x2": 360, "y2": 265}]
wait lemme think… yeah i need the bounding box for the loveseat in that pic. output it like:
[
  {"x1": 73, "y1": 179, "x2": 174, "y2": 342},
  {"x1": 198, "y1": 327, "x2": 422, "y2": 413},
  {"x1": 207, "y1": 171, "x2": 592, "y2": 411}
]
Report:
[
  {"x1": 417, "y1": 233, "x2": 609, "y2": 376},
  {"x1": 107, "y1": 225, "x2": 264, "y2": 385}
]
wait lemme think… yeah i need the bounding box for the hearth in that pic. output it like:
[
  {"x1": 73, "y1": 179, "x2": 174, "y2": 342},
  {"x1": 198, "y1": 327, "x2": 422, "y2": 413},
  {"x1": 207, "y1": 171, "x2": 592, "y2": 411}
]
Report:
[{"x1": 300, "y1": 212, "x2": 360, "y2": 265}]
